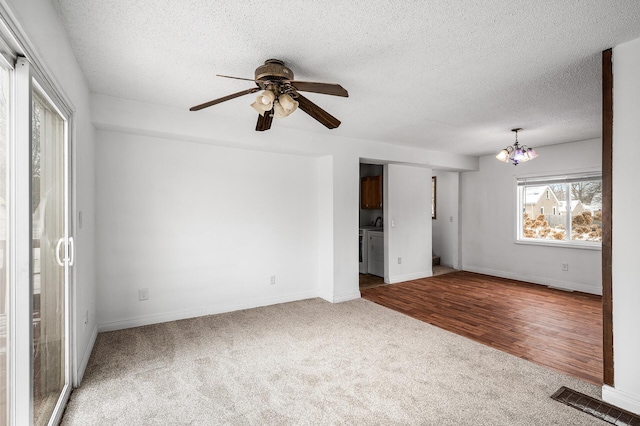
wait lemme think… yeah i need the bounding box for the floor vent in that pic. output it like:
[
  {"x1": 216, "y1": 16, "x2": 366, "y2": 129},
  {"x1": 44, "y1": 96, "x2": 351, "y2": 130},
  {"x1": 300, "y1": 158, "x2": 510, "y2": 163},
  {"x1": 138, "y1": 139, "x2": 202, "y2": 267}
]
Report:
[{"x1": 551, "y1": 386, "x2": 640, "y2": 425}]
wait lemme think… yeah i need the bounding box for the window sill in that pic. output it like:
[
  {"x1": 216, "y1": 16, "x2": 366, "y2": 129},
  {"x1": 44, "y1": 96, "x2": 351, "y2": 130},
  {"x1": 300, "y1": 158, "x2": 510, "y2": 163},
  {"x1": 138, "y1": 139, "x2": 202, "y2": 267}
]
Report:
[{"x1": 515, "y1": 239, "x2": 602, "y2": 251}]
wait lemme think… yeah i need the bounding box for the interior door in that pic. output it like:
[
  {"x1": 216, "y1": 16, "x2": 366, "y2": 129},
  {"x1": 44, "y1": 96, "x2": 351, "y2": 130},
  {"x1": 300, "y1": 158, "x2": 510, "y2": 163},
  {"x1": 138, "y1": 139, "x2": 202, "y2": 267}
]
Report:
[{"x1": 31, "y1": 85, "x2": 71, "y2": 426}]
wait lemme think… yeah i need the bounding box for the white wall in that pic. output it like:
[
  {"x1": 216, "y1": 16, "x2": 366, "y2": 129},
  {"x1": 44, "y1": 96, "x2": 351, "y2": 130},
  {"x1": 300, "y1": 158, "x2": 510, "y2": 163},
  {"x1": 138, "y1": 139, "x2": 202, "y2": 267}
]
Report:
[
  {"x1": 316, "y1": 155, "x2": 334, "y2": 302},
  {"x1": 460, "y1": 138, "x2": 602, "y2": 294},
  {"x1": 385, "y1": 164, "x2": 432, "y2": 283},
  {"x1": 432, "y1": 170, "x2": 459, "y2": 268},
  {"x1": 5, "y1": 0, "x2": 97, "y2": 383},
  {"x1": 602, "y1": 36, "x2": 640, "y2": 415},
  {"x1": 91, "y1": 94, "x2": 478, "y2": 322},
  {"x1": 96, "y1": 130, "x2": 322, "y2": 330},
  {"x1": 326, "y1": 151, "x2": 361, "y2": 302}
]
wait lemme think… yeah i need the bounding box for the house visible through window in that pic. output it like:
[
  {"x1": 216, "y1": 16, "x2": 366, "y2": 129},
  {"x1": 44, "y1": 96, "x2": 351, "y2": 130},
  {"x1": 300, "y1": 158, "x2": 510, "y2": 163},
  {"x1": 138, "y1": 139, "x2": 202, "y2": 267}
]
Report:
[{"x1": 517, "y1": 172, "x2": 602, "y2": 246}]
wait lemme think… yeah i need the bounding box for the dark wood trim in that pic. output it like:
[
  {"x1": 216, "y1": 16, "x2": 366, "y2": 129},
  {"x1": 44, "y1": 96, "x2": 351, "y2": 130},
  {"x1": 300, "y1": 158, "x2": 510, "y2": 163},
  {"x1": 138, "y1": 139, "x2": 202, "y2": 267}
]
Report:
[
  {"x1": 432, "y1": 176, "x2": 437, "y2": 220},
  {"x1": 602, "y1": 48, "x2": 614, "y2": 387}
]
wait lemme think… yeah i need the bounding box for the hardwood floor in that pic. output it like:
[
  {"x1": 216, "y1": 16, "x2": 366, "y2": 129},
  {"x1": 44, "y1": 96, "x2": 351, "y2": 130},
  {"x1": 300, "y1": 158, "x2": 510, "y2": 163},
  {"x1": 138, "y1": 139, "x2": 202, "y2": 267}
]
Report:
[
  {"x1": 359, "y1": 273, "x2": 385, "y2": 289},
  {"x1": 361, "y1": 271, "x2": 603, "y2": 385},
  {"x1": 359, "y1": 266, "x2": 458, "y2": 290}
]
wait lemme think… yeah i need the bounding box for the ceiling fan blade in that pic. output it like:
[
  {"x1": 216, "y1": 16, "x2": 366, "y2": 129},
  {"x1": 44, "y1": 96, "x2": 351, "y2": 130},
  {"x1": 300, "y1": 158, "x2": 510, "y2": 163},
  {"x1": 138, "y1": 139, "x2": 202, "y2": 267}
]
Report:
[
  {"x1": 290, "y1": 81, "x2": 348, "y2": 97},
  {"x1": 255, "y1": 110, "x2": 273, "y2": 131},
  {"x1": 190, "y1": 87, "x2": 260, "y2": 111},
  {"x1": 216, "y1": 74, "x2": 258, "y2": 82},
  {"x1": 296, "y1": 94, "x2": 341, "y2": 129}
]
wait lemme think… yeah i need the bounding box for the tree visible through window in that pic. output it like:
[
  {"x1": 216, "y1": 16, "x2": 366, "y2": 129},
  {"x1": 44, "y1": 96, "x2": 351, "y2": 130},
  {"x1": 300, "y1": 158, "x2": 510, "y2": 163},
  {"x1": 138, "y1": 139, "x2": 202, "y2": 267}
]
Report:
[{"x1": 518, "y1": 173, "x2": 602, "y2": 245}]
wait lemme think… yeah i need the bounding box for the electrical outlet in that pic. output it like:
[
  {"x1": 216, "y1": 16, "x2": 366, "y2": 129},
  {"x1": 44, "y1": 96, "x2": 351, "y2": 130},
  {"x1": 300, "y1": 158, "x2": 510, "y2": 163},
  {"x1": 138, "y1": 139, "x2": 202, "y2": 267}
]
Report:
[
  {"x1": 562, "y1": 263, "x2": 569, "y2": 271},
  {"x1": 398, "y1": 257, "x2": 402, "y2": 264},
  {"x1": 270, "y1": 276, "x2": 276, "y2": 285},
  {"x1": 139, "y1": 288, "x2": 149, "y2": 301}
]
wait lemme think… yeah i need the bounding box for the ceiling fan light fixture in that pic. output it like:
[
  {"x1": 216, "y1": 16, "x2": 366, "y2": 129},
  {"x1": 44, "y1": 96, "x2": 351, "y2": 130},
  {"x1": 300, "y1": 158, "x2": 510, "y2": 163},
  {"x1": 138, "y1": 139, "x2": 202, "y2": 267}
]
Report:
[
  {"x1": 258, "y1": 90, "x2": 275, "y2": 105},
  {"x1": 278, "y1": 93, "x2": 298, "y2": 111},
  {"x1": 496, "y1": 128, "x2": 538, "y2": 166},
  {"x1": 251, "y1": 90, "x2": 276, "y2": 116},
  {"x1": 272, "y1": 94, "x2": 299, "y2": 119},
  {"x1": 250, "y1": 101, "x2": 267, "y2": 116},
  {"x1": 189, "y1": 59, "x2": 348, "y2": 131},
  {"x1": 273, "y1": 101, "x2": 288, "y2": 119}
]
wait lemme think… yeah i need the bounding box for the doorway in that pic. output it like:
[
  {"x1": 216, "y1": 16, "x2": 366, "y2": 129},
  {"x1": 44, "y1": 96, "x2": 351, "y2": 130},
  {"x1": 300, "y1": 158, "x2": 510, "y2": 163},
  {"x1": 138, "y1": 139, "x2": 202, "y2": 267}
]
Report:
[
  {"x1": 430, "y1": 169, "x2": 460, "y2": 274},
  {"x1": 359, "y1": 163, "x2": 384, "y2": 289}
]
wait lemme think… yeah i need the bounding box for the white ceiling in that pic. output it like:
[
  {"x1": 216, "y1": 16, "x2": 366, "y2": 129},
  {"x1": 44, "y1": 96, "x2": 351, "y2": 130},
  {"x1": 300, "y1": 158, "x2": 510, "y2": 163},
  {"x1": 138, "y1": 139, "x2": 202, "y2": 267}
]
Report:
[{"x1": 52, "y1": 0, "x2": 640, "y2": 156}]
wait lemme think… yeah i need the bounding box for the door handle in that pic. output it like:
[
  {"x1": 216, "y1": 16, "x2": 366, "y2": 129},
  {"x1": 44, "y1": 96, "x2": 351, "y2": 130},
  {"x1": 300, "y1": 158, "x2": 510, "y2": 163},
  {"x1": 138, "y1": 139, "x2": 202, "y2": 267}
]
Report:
[
  {"x1": 68, "y1": 236, "x2": 75, "y2": 266},
  {"x1": 55, "y1": 238, "x2": 65, "y2": 266}
]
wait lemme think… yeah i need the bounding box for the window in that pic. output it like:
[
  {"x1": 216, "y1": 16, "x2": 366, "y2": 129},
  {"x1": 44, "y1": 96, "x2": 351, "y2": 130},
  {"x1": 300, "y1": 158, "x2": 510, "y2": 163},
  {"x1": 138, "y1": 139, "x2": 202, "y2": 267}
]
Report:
[{"x1": 517, "y1": 173, "x2": 602, "y2": 247}]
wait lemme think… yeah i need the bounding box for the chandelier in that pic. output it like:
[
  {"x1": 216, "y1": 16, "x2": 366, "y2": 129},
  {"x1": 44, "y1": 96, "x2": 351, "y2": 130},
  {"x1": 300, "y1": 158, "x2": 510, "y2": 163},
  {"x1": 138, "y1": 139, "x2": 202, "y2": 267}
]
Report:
[{"x1": 496, "y1": 128, "x2": 538, "y2": 165}]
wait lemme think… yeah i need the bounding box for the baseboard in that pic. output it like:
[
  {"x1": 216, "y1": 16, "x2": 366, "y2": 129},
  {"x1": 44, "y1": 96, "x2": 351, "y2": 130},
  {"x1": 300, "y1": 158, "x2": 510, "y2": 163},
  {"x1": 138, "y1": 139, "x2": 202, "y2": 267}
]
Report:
[
  {"x1": 603, "y1": 385, "x2": 640, "y2": 416},
  {"x1": 332, "y1": 291, "x2": 361, "y2": 303},
  {"x1": 98, "y1": 290, "x2": 319, "y2": 332},
  {"x1": 461, "y1": 265, "x2": 601, "y2": 295},
  {"x1": 388, "y1": 271, "x2": 431, "y2": 284},
  {"x1": 76, "y1": 324, "x2": 97, "y2": 386}
]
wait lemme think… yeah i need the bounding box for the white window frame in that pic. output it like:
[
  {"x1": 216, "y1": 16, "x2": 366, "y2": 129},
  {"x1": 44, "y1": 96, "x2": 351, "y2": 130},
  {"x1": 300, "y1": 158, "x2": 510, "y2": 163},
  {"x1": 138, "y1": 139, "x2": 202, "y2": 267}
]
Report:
[{"x1": 515, "y1": 171, "x2": 602, "y2": 250}]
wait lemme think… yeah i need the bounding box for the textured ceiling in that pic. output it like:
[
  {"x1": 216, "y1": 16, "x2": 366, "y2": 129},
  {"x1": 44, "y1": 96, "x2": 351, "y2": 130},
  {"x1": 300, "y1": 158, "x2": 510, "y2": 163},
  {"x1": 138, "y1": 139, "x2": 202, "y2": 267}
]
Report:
[{"x1": 52, "y1": 0, "x2": 640, "y2": 156}]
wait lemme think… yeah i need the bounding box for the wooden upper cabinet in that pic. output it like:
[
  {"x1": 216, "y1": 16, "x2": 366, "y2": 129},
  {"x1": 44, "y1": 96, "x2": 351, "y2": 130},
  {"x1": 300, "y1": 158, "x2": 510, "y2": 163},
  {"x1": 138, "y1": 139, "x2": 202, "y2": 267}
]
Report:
[{"x1": 361, "y1": 175, "x2": 383, "y2": 209}]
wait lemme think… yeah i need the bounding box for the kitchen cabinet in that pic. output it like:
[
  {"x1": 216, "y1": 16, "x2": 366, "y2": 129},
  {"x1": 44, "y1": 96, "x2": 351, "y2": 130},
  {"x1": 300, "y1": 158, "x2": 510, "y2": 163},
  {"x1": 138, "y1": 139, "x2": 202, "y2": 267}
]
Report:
[
  {"x1": 361, "y1": 175, "x2": 382, "y2": 209},
  {"x1": 368, "y1": 231, "x2": 384, "y2": 277}
]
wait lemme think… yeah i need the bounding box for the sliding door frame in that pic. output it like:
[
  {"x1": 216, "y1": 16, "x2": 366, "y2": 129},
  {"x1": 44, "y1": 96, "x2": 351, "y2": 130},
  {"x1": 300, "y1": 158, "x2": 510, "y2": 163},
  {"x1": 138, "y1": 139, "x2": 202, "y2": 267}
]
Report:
[
  {"x1": 11, "y1": 55, "x2": 74, "y2": 426},
  {"x1": 11, "y1": 55, "x2": 33, "y2": 426}
]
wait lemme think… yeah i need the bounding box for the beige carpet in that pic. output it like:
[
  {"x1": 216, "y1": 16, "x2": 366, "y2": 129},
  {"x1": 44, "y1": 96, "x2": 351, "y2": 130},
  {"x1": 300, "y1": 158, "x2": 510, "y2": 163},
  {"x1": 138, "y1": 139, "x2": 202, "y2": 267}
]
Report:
[{"x1": 62, "y1": 298, "x2": 602, "y2": 425}]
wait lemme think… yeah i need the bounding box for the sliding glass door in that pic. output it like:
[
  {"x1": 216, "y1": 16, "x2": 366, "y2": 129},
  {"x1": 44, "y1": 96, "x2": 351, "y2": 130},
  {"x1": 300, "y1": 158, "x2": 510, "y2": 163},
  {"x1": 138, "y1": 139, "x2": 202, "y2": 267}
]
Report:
[
  {"x1": 31, "y1": 86, "x2": 70, "y2": 426},
  {"x1": 0, "y1": 9, "x2": 75, "y2": 424}
]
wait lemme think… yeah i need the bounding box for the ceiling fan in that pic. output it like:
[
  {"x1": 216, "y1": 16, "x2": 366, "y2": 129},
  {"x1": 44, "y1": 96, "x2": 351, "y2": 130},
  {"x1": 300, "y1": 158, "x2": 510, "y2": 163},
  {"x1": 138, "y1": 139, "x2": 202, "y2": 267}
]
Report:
[{"x1": 190, "y1": 59, "x2": 348, "y2": 131}]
